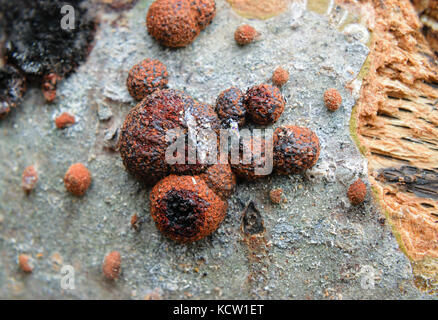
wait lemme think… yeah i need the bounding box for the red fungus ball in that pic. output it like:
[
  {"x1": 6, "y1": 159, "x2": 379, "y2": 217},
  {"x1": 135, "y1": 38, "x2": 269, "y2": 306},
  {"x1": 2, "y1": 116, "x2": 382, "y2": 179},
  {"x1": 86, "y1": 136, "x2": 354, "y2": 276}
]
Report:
[
  {"x1": 64, "y1": 163, "x2": 92, "y2": 196},
  {"x1": 102, "y1": 251, "x2": 122, "y2": 280},
  {"x1": 272, "y1": 67, "x2": 289, "y2": 87},
  {"x1": 273, "y1": 126, "x2": 320, "y2": 175},
  {"x1": 200, "y1": 163, "x2": 236, "y2": 199},
  {"x1": 215, "y1": 87, "x2": 246, "y2": 127},
  {"x1": 150, "y1": 175, "x2": 227, "y2": 243},
  {"x1": 18, "y1": 254, "x2": 33, "y2": 273},
  {"x1": 126, "y1": 59, "x2": 169, "y2": 100},
  {"x1": 245, "y1": 84, "x2": 285, "y2": 125},
  {"x1": 324, "y1": 88, "x2": 342, "y2": 112},
  {"x1": 119, "y1": 89, "x2": 220, "y2": 185},
  {"x1": 230, "y1": 135, "x2": 272, "y2": 180},
  {"x1": 234, "y1": 24, "x2": 260, "y2": 45},
  {"x1": 146, "y1": 0, "x2": 216, "y2": 48},
  {"x1": 347, "y1": 178, "x2": 367, "y2": 205},
  {"x1": 55, "y1": 112, "x2": 76, "y2": 129}
]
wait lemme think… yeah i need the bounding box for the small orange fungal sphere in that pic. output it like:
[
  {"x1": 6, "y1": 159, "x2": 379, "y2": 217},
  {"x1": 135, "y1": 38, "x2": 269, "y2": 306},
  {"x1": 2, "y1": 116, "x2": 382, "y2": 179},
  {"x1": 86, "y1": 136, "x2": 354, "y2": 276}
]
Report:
[
  {"x1": 126, "y1": 59, "x2": 168, "y2": 100},
  {"x1": 102, "y1": 251, "x2": 122, "y2": 280},
  {"x1": 64, "y1": 163, "x2": 92, "y2": 196},
  {"x1": 324, "y1": 88, "x2": 342, "y2": 111},
  {"x1": 347, "y1": 178, "x2": 367, "y2": 205},
  {"x1": 234, "y1": 24, "x2": 260, "y2": 45},
  {"x1": 272, "y1": 67, "x2": 289, "y2": 87}
]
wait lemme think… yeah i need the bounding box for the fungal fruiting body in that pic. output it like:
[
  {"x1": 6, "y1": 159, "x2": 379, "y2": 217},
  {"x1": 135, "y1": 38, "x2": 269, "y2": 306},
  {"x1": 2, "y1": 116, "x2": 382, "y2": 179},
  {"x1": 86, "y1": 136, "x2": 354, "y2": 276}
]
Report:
[
  {"x1": 119, "y1": 89, "x2": 220, "y2": 185},
  {"x1": 234, "y1": 24, "x2": 260, "y2": 45},
  {"x1": 146, "y1": 0, "x2": 216, "y2": 48},
  {"x1": 18, "y1": 254, "x2": 33, "y2": 273},
  {"x1": 347, "y1": 178, "x2": 367, "y2": 205},
  {"x1": 215, "y1": 87, "x2": 246, "y2": 127},
  {"x1": 199, "y1": 163, "x2": 237, "y2": 199},
  {"x1": 64, "y1": 163, "x2": 92, "y2": 196},
  {"x1": 273, "y1": 126, "x2": 320, "y2": 175},
  {"x1": 272, "y1": 67, "x2": 289, "y2": 87},
  {"x1": 269, "y1": 188, "x2": 283, "y2": 204},
  {"x1": 245, "y1": 84, "x2": 285, "y2": 125},
  {"x1": 22, "y1": 165, "x2": 38, "y2": 194},
  {"x1": 0, "y1": 66, "x2": 26, "y2": 119},
  {"x1": 55, "y1": 112, "x2": 76, "y2": 129},
  {"x1": 324, "y1": 88, "x2": 342, "y2": 112},
  {"x1": 150, "y1": 175, "x2": 227, "y2": 243},
  {"x1": 230, "y1": 135, "x2": 272, "y2": 180},
  {"x1": 102, "y1": 251, "x2": 121, "y2": 280},
  {"x1": 126, "y1": 59, "x2": 168, "y2": 100}
]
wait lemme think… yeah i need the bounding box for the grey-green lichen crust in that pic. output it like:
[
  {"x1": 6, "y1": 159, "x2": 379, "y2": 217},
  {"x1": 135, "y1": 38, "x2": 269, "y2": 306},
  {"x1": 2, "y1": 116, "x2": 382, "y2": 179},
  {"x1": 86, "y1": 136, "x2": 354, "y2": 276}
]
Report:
[{"x1": 0, "y1": 0, "x2": 431, "y2": 299}]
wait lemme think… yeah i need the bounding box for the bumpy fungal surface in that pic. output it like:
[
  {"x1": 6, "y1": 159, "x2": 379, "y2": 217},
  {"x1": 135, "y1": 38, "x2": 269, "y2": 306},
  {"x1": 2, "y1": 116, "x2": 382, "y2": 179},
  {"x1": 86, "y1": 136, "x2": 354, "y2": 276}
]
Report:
[
  {"x1": 273, "y1": 125, "x2": 320, "y2": 175},
  {"x1": 347, "y1": 178, "x2": 367, "y2": 205},
  {"x1": 231, "y1": 135, "x2": 271, "y2": 180},
  {"x1": 215, "y1": 87, "x2": 246, "y2": 127},
  {"x1": 200, "y1": 163, "x2": 236, "y2": 199},
  {"x1": 324, "y1": 88, "x2": 342, "y2": 112},
  {"x1": 245, "y1": 84, "x2": 285, "y2": 125},
  {"x1": 64, "y1": 163, "x2": 92, "y2": 196},
  {"x1": 190, "y1": 0, "x2": 216, "y2": 30},
  {"x1": 0, "y1": 66, "x2": 26, "y2": 119},
  {"x1": 126, "y1": 59, "x2": 169, "y2": 100},
  {"x1": 2, "y1": 0, "x2": 95, "y2": 78},
  {"x1": 146, "y1": 0, "x2": 216, "y2": 48},
  {"x1": 119, "y1": 89, "x2": 220, "y2": 185},
  {"x1": 272, "y1": 67, "x2": 289, "y2": 87},
  {"x1": 150, "y1": 175, "x2": 227, "y2": 243},
  {"x1": 234, "y1": 24, "x2": 259, "y2": 45}
]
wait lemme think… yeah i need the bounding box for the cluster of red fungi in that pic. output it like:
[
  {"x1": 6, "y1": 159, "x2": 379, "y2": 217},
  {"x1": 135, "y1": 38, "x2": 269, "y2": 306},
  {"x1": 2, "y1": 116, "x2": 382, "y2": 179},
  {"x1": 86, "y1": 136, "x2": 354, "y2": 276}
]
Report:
[
  {"x1": 114, "y1": 0, "x2": 367, "y2": 245},
  {"x1": 17, "y1": 0, "x2": 367, "y2": 278},
  {"x1": 120, "y1": 59, "x2": 363, "y2": 244}
]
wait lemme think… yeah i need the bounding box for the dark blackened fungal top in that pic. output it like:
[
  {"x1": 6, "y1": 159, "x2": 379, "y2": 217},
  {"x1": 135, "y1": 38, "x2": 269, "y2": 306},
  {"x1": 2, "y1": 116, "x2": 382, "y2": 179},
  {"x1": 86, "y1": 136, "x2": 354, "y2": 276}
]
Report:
[
  {"x1": 245, "y1": 84, "x2": 285, "y2": 125},
  {"x1": 2, "y1": 0, "x2": 95, "y2": 77},
  {"x1": 150, "y1": 175, "x2": 227, "y2": 243},
  {"x1": 158, "y1": 189, "x2": 208, "y2": 239},
  {"x1": 0, "y1": 66, "x2": 26, "y2": 118},
  {"x1": 273, "y1": 125, "x2": 320, "y2": 174}
]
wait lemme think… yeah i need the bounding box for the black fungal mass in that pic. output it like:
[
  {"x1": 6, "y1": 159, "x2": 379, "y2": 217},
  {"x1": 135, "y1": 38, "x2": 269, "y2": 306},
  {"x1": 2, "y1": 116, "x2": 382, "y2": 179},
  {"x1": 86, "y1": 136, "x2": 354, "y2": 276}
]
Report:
[
  {"x1": 158, "y1": 189, "x2": 206, "y2": 239},
  {"x1": 0, "y1": 0, "x2": 95, "y2": 78}
]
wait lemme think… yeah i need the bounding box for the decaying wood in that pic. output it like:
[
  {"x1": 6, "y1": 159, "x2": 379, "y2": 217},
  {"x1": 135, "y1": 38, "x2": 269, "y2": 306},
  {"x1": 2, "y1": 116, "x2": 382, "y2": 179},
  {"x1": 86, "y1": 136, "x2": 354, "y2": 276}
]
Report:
[{"x1": 351, "y1": 0, "x2": 438, "y2": 262}]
